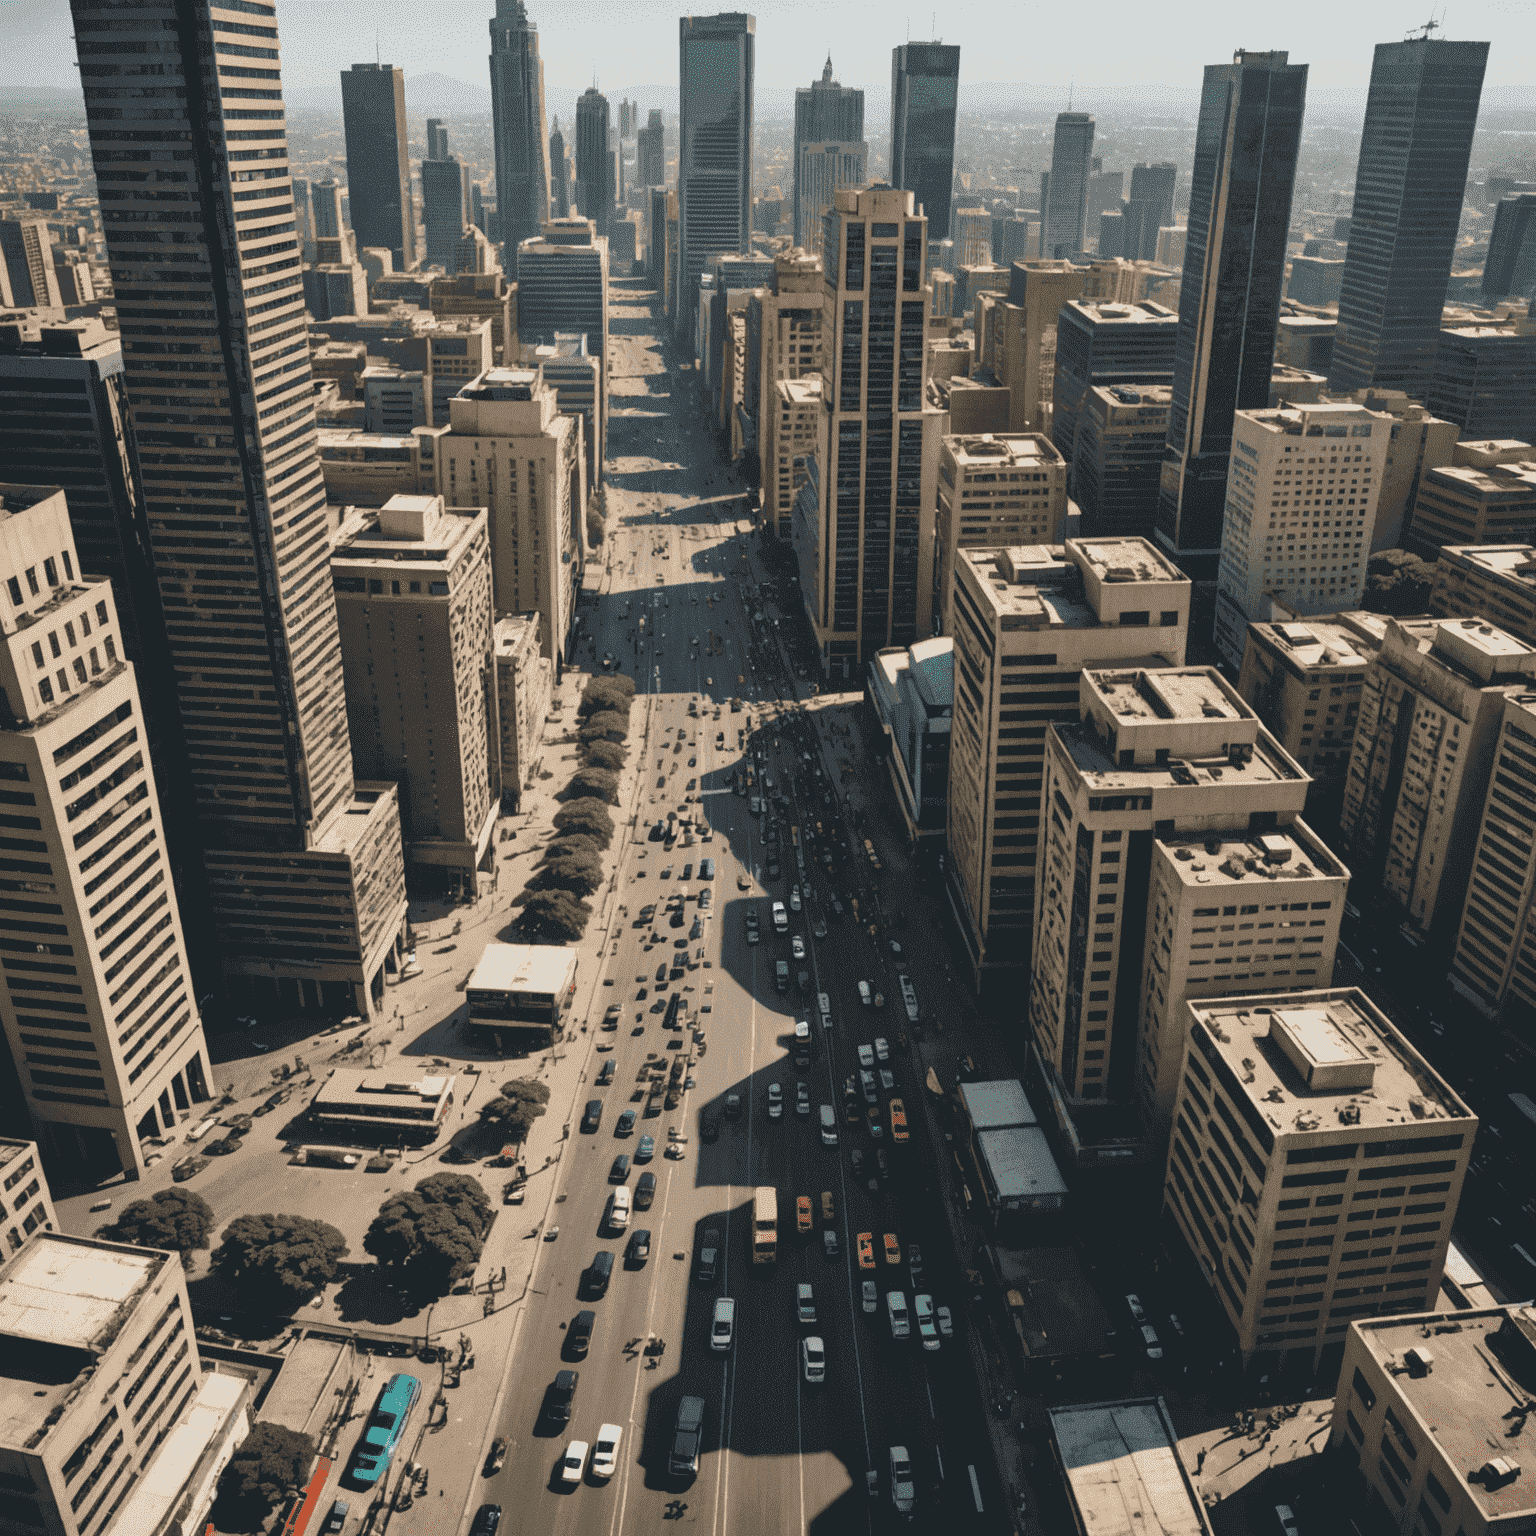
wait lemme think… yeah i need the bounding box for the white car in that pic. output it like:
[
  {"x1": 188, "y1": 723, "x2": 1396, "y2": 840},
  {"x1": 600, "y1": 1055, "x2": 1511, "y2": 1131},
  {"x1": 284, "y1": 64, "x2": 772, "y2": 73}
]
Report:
[
  {"x1": 559, "y1": 1440, "x2": 588, "y2": 1484},
  {"x1": 936, "y1": 1305, "x2": 954, "y2": 1340},
  {"x1": 749, "y1": 795, "x2": 762, "y2": 815},
  {"x1": 1125, "y1": 1293, "x2": 1146, "y2": 1322},
  {"x1": 874, "y1": 1037, "x2": 890, "y2": 1063},
  {"x1": 801, "y1": 1335, "x2": 826, "y2": 1384},
  {"x1": 1141, "y1": 1324, "x2": 1164, "y2": 1360},
  {"x1": 790, "y1": 885, "x2": 802, "y2": 911},
  {"x1": 914, "y1": 1292, "x2": 940, "y2": 1352},
  {"x1": 857, "y1": 1043, "x2": 875, "y2": 1068},
  {"x1": 791, "y1": 935, "x2": 806, "y2": 960},
  {"x1": 590, "y1": 1424, "x2": 622, "y2": 1480},
  {"x1": 772, "y1": 901, "x2": 788, "y2": 933}
]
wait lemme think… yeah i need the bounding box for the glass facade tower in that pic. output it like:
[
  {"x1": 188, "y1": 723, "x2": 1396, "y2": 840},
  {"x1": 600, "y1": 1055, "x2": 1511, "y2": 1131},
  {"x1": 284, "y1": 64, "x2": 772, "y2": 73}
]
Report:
[
  {"x1": 889, "y1": 42, "x2": 960, "y2": 242},
  {"x1": 1042, "y1": 113, "x2": 1095, "y2": 260},
  {"x1": 489, "y1": 0, "x2": 553, "y2": 264}
]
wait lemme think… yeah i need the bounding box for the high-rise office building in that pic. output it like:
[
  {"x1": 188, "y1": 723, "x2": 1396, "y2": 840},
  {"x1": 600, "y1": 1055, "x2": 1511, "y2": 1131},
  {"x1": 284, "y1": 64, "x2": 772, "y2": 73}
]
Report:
[
  {"x1": 1122, "y1": 162, "x2": 1177, "y2": 263},
  {"x1": 333, "y1": 496, "x2": 496, "y2": 892},
  {"x1": 747, "y1": 248, "x2": 823, "y2": 534},
  {"x1": 677, "y1": 13, "x2": 755, "y2": 334},
  {"x1": 549, "y1": 117, "x2": 570, "y2": 218},
  {"x1": 429, "y1": 271, "x2": 517, "y2": 363},
  {"x1": 1407, "y1": 440, "x2": 1536, "y2": 553},
  {"x1": 575, "y1": 87, "x2": 615, "y2": 239},
  {"x1": 797, "y1": 142, "x2": 868, "y2": 260},
  {"x1": 341, "y1": 63, "x2": 416, "y2": 271},
  {"x1": 73, "y1": 0, "x2": 409, "y2": 1021},
  {"x1": 638, "y1": 110, "x2": 666, "y2": 188},
  {"x1": 1085, "y1": 166, "x2": 1123, "y2": 247},
  {"x1": 312, "y1": 178, "x2": 344, "y2": 241},
  {"x1": 889, "y1": 42, "x2": 960, "y2": 242},
  {"x1": 1430, "y1": 543, "x2": 1536, "y2": 648},
  {"x1": 1213, "y1": 399, "x2": 1394, "y2": 669},
  {"x1": 422, "y1": 156, "x2": 473, "y2": 268},
  {"x1": 1328, "y1": 38, "x2": 1489, "y2": 398},
  {"x1": 794, "y1": 57, "x2": 864, "y2": 250},
  {"x1": 1073, "y1": 384, "x2": 1174, "y2": 540},
  {"x1": 1041, "y1": 113, "x2": 1095, "y2": 260},
  {"x1": 1165, "y1": 989, "x2": 1474, "y2": 1367},
  {"x1": 975, "y1": 261, "x2": 1085, "y2": 434},
  {"x1": 1158, "y1": 50, "x2": 1308, "y2": 579},
  {"x1": 1483, "y1": 194, "x2": 1536, "y2": 303},
  {"x1": 0, "y1": 219, "x2": 62, "y2": 309},
  {"x1": 0, "y1": 484, "x2": 212, "y2": 1181},
  {"x1": 1427, "y1": 323, "x2": 1536, "y2": 446},
  {"x1": 945, "y1": 542, "x2": 1189, "y2": 989},
  {"x1": 427, "y1": 118, "x2": 449, "y2": 160},
  {"x1": 801, "y1": 186, "x2": 936, "y2": 676},
  {"x1": 952, "y1": 207, "x2": 993, "y2": 271},
  {"x1": 490, "y1": 0, "x2": 552, "y2": 264}
]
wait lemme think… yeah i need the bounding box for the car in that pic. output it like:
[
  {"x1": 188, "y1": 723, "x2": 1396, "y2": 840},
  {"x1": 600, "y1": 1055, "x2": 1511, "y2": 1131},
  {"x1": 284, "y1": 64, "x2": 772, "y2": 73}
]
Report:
[
  {"x1": 660, "y1": 865, "x2": 672, "y2": 879},
  {"x1": 634, "y1": 1170, "x2": 656, "y2": 1209},
  {"x1": 862, "y1": 1280, "x2": 878, "y2": 1314},
  {"x1": 857, "y1": 1043, "x2": 875, "y2": 1068},
  {"x1": 883, "y1": 1233, "x2": 901, "y2": 1266},
  {"x1": 849, "y1": 1148, "x2": 864, "y2": 1176},
  {"x1": 580, "y1": 1097, "x2": 603, "y2": 1134},
  {"x1": 889, "y1": 1447, "x2": 915, "y2": 1515},
  {"x1": 469, "y1": 1506, "x2": 502, "y2": 1536},
  {"x1": 681, "y1": 863, "x2": 694, "y2": 881},
  {"x1": 908, "y1": 1244, "x2": 924, "y2": 1287},
  {"x1": 857, "y1": 1232, "x2": 876, "y2": 1269},
  {"x1": 1275, "y1": 1505, "x2": 1300, "y2": 1536},
  {"x1": 700, "y1": 857, "x2": 715, "y2": 880},
  {"x1": 698, "y1": 888, "x2": 712, "y2": 909},
  {"x1": 602, "y1": 1004, "x2": 621, "y2": 1030},
  {"x1": 812, "y1": 915, "x2": 828, "y2": 939},
  {"x1": 596, "y1": 1060, "x2": 616, "y2": 1085},
  {"x1": 638, "y1": 902, "x2": 657, "y2": 922},
  {"x1": 1125, "y1": 1293, "x2": 1146, "y2": 1322},
  {"x1": 796, "y1": 1082, "x2": 811, "y2": 1116},
  {"x1": 791, "y1": 934, "x2": 806, "y2": 960},
  {"x1": 609, "y1": 1154, "x2": 631, "y2": 1182},
  {"x1": 822, "y1": 1228, "x2": 839, "y2": 1258},
  {"x1": 724, "y1": 1092, "x2": 741, "y2": 1119},
  {"x1": 936, "y1": 1306, "x2": 954, "y2": 1340},
  {"x1": 767, "y1": 1083, "x2": 784, "y2": 1120},
  {"x1": 801, "y1": 1335, "x2": 826, "y2": 1385},
  {"x1": 771, "y1": 900, "x2": 788, "y2": 931},
  {"x1": 779, "y1": 1278, "x2": 813, "y2": 1326},
  {"x1": 820, "y1": 1190, "x2": 835, "y2": 1223},
  {"x1": 749, "y1": 795, "x2": 762, "y2": 815},
  {"x1": 349, "y1": 1373, "x2": 421, "y2": 1485},
  {"x1": 858, "y1": 980, "x2": 872, "y2": 1006},
  {"x1": 321, "y1": 1500, "x2": 349, "y2": 1534},
  {"x1": 1141, "y1": 1324, "x2": 1164, "y2": 1359},
  {"x1": 874, "y1": 1037, "x2": 890, "y2": 1062},
  {"x1": 880, "y1": 1068, "x2": 896, "y2": 1094},
  {"x1": 615, "y1": 1110, "x2": 636, "y2": 1137},
  {"x1": 796, "y1": 1195, "x2": 813, "y2": 1233},
  {"x1": 1167, "y1": 1313, "x2": 1186, "y2": 1338},
  {"x1": 746, "y1": 921, "x2": 760, "y2": 945},
  {"x1": 860, "y1": 1070, "x2": 877, "y2": 1104},
  {"x1": 875, "y1": 1147, "x2": 890, "y2": 1180},
  {"x1": 696, "y1": 1230, "x2": 721, "y2": 1283},
  {"x1": 711, "y1": 1297, "x2": 736, "y2": 1351},
  {"x1": 627, "y1": 1228, "x2": 651, "y2": 1263},
  {"x1": 589, "y1": 1423, "x2": 623, "y2": 1481},
  {"x1": 886, "y1": 1291, "x2": 910, "y2": 1339},
  {"x1": 767, "y1": 857, "x2": 781, "y2": 879},
  {"x1": 790, "y1": 885, "x2": 802, "y2": 911},
  {"x1": 568, "y1": 1308, "x2": 596, "y2": 1359},
  {"x1": 670, "y1": 908, "x2": 686, "y2": 928},
  {"x1": 635, "y1": 1134, "x2": 655, "y2": 1162},
  {"x1": 559, "y1": 1440, "x2": 588, "y2": 1484},
  {"x1": 914, "y1": 1293, "x2": 939, "y2": 1351},
  {"x1": 636, "y1": 986, "x2": 648, "y2": 1001},
  {"x1": 171, "y1": 1155, "x2": 209, "y2": 1182}
]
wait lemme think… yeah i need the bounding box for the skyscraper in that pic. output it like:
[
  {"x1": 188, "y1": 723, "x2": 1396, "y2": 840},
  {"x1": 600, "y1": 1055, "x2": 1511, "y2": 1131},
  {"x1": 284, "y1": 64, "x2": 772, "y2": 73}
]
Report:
[
  {"x1": 637, "y1": 110, "x2": 666, "y2": 188},
  {"x1": 489, "y1": 0, "x2": 553, "y2": 263},
  {"x1": 549, "y1": 117, "x2": 570, "y2": 217},
  {"x1": 341, "y1": 63, "x2": 416, "y2": 270},
  {"x1": 1122, "y1": 162, "x2": 1177, "y2": 262},
  {"x1": 1482, "y1": 194, "x2": 1536, "y2": 302},
  {"x1": 1157, "y1": 50, "x2": 1307, "y2": 580},
  {"x1": 677, "y1": 13, "x2": 755, "y2": 334},
  {"x1": 797, "y1": 143, "x2": 868, "y2": 259},
  {"x1": 422, "y1": 157, "x2": 473, "y2": 268},
  {"x1": 312, "y1": 178, "x2": 344, "y2": 241},
  {"x1": 71, "y1": 0, "x2": 409, "y2": 1020},
  {"x1": 1328, "y1": 38, "x2": 1489, "y2": 398},
  {"x1": 1041, "y1": 112, "x2": 1095, "y2": 259},
  {"x1": 0, "y1": 219, "x2": 62, "y2": 309},
  {"x1": 427, "y1": 118, "x2": 450, "y2": 160},
  {"x1": 794, "y1": 57, "x2": 864, "y2": 250},
  {"x1": 889, "y1": 42, "x2": 960, "y2": 241},
  {"x1": 576, "y1": 87, "x2": 614, "y2": 239}
]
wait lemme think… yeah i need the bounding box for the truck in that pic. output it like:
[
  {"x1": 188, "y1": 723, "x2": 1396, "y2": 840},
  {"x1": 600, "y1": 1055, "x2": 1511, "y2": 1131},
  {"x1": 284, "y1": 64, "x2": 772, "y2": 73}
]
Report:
[
  {"x1": 751, "y1": 1185, "x2": 777, "y2": 1265},
  {"x1": 775, "y1": 961, "x2": 790, "y2": 993}
]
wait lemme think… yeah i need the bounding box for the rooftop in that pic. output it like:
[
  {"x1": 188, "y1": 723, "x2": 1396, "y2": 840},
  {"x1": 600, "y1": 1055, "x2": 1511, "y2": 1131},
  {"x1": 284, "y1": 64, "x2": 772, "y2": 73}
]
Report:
[
  {"x1": 1424, "y1": 460, "x2": 1536, "y2": 496},
  {"x1": 960, "y1": 541, "x2": 1187, "y2": 635},
  {"x1": 1187, "y1": 988, "x2": 1473, "y2": 1133},
  {"x1": 313, "y1": 1068, "x2": 456, "y2": 1110},
  {"x1": 1087, "y1": 666, "x2": 1246, "y2": 724},
  {"x1": 1069, "y1": 536, "x2": 1186, "y2": 587},
  {"x1": 466, "y1": 941, "x2": 578, "y2": 997},
  {"x1": 1248, "y1": 612, "x2": 1387, "y2": 670},
  {"x1": 1049, "y1": 1399, "x2": 1212, "y2": 1536},
  {"x1": 1062, "y1": 299, "x2": 1178, "y2": 326},
  {"x1": 958, "y1": 1079, "x2": 1040, "y2": 1129},
  {"x1": 1438, "y1": 543, "x2": 1536, "y2": 587},
  {"x1": 0, "y1": 1138, "x2": 34, "y2": 1172},
  {"x1": 778, "y1": 376, "x2": 822, "y2": 404},
  {"x1": 945, "y1": 433, "x2": 1063, "y2": 469},
  {"x1": 979, "y1": 1126, "x2": 1069, "y2": 1202},
  {"x1": 334, "y1": 495, "x2": 483, "y2": 566},
  {"x1": 1092, "y1": 383, "x2": 1174, "y2": 409},
  {"x1": 1352, "y1": 1308, "x2": 1536, "y2": 1522},
  {"x1": 1155, "y1": 824, "x2": 1348, "y2": 891}
]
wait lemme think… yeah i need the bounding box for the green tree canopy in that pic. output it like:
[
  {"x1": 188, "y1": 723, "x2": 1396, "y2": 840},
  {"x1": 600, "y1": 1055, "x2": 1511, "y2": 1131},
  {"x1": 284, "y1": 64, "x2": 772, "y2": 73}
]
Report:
[
  {"x1": 1362, "y1": 549, "x2": 1434, "y2": 616},
  {"x1": 553, "y1": 798, "x2": 614, "y2": 844},
  {"x1": 516, "y1": 888, "x2": 592, "y2": 940},
  {"x1": 477, "y1": 1078, "x2": 551, "y2": 1142},
  {"x1": 364, "y1": 1173, "x2": 493, "y2": 1287},
  {"x1": 542, "y1": 832, "x2": 606, "y2": 866},
  {"x1": 530, "y1": 854, "x2": 604, "y2": 897},
  {"x1": 97, "y1": 1188, "x2": 214, "y2": 1268},
  {"x1": 211, "y1": 1213, "x2": 349, "y2": 1303},
  {"x1": 218, "y1": 1423, "x2": 315, "y2": 1517},
  {"x1": 566, "y1": 766, "x2": 619, "y2": 805},
  {"x1": 581, "y1": 674, "x2": 635, "y2": 716},
  {"x1": 579, "y1": 710, "x2": 630, "y2": 745},
  {"x1": 582, "y1": 739, "x2": 626, "y2": 773}
]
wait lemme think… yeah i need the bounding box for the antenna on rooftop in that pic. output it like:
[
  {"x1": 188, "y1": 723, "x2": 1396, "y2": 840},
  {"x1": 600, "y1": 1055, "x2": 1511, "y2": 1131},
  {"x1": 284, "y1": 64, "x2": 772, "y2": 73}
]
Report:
[
  {"x1": 1068, "y1": 80, "x2": 1074, "y2": 111},
  {"x1": 375, "y1": 27, "x2": 379, "y2": 66},
  {"x1": 1406, "y1": 10, "x2": 1441, "y2": 40}
]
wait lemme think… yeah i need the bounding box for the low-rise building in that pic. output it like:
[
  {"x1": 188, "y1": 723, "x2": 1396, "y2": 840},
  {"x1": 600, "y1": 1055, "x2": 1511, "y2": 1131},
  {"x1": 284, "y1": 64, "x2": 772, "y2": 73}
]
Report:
[
  {"x1": 363, "y1": 366, "x2": 428, "y2": 434},
  {"x1": 1430, "y1": 543, "x2": 1536, "y2": 646},
  {"x1": 493, "y1": 612, "x2": 552, "y2": 811},
  {"x1": 0, "y1": 1139, "x2": 53, "y2": 1262},
  {"x1": 465, "y1": 942, "x2": 578, "y2": 1049},
  {"x1": 311, "y1": 1067, "x2": 459, "y2": 1141},
  {"x1": 1165, "y1": 989, "x2": 1475, "y2": 1366},
  {"x1": 953, "y1": 1080, "x2": 1067, "y2": 1226},
  {"x1": 317, "y1": 428, "x2": 436, "y2": 507},
  {"x1": 1331, "y1": 1306, "x2": 1536, "y2": 1535},
  {"x1": 1407, "y1": 440, "x2": 1536, "y2": 553}
]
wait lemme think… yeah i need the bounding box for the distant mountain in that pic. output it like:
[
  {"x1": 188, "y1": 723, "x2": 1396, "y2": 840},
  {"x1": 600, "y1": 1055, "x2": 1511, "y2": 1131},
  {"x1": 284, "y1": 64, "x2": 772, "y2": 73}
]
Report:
[{"x1": 0, "y1": 85, "x2": 85, "y2": 112}]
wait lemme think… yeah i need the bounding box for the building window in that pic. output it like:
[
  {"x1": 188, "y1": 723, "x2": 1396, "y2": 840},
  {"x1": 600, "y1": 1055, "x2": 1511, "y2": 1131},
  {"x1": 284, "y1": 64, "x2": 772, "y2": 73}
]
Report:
[
  {"x1": 44, "y1": 558, "x2": 58, "y2": 588},
  {"x1": 25, "y1": 568, "x2": 38, "y2": 596},
  {"x1": 6, "y1": 578, "x2": 20, "y2": 606}
]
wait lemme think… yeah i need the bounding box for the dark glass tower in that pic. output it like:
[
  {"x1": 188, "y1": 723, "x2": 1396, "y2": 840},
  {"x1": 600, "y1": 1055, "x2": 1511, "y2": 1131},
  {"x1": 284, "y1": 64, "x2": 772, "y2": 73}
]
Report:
[
  {"x1": 676, "y1": 13, "x2": 755, "y2": 334},
  {"x1": 1157, "y1": 50, "x2": 1307, "y2": 578},
  {"x1": 1328, "y1": 38, "x2": 1490, "y2": 397},
  {"x1": 576, "y1": 87, "x2": 614, "y2": 239},
  {"x1": 1042, "y1": 112, "x2": 1095, "y2": 260},
  {"x1": 549, "y1": 117, "x2": 570, "y2": 217},
  {"x1": 489, "y1": 0, "x2": 553, "y2": 264},
  {"x1": 1123, "y1": 162, "x2": 1177, "y2": 261},
  {"x1": 793, "y1": 56, "x2": 864, "y2": 249},
  {"x1": 889, "y1": 42, "x2": 960, "y2": 242},
  {"x1": 1483, "y1": 194, "x2": 1536, "y2": 303},
  {"x1": 340, "y1": 63, "x2": 415, "y2": 269}
]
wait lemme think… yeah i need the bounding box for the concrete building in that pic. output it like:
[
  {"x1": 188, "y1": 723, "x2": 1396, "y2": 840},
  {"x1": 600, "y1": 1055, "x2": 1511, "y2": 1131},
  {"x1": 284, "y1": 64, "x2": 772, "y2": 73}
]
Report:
[
  {"x1": 946, "y1": 541, "x2": 1189, "y2": 989},
  {"x1": 318, "y1": 428, "x2": 435, "y2": 507},
  {"x1": 1041, "y1": 113, "x2": 1095, "y2": 260},
  {"x1": 1050, "y1": 299, "x2": 1178, "y2": 478},
  {"x1": 429, "y1": 271, "x2": 518, "y2": 364},
  {"x1": 793, "y1": 57, "x2": 863, "y2": 250},
  {"x1": 957, "y1": 263, "x2": 1010, "y2": 319},
  {"x1": 867, "y1": 637, "x2": 952, "y2": 842},
  {"x1": 764, "y1": 377, "x2": 822, "y2": 541},
  {"x1": 1234, "y1": 612, "x2": 1387, "y2": 810},
  {"x1": 1277, "y1": 314, "x2": 1336, "y2": 375},
  {"x1": 464, "y1": 940, "x2": 578, "y2": 1049},
  {"x1": 0, "y1": 1139, "x2": 54, "y2": 1259},
  {"x1": 1031, "y1": 666, "x2": 1310, "y2": 1162},
  {"x1": 363, "y1": 367, "x2": 429, "y2": 434},
  {"x1": 439, "y1": 367, "x2": 583, "y2": 665},
  {"x1": 953, "y1": 208, "x2": 993, "y2": 271},
  {"x1": 1212, "y1": 399, "x2": 1394, "y2": 670},
  {"x1": 311, "y1": 1065, "x2": 459, "y2": 1142},
  {"x1": 934, "y1": 434, "x2": 1067, "y2": 635},
  {"x1": 1269, "y1": 366, "x2": 1329, "y2": 407},
  {"x1": 1428, "y1": 322, "x2": 1536, "y2": 446},
  {"x1": 421, "y1": 154, "x2": 472, "y2": 269},
  {"x1": 332, "y1": 496, "x2": 496, "y2": 892},
  {"x1": 0, "y1": 218, "x2": 62, "y2": 309},
  {"x1": 0, "y1": 483, "x2": 214, "y2": 1181},
  {"x1": 1287, "y1": 256, "x2": 1344, "y2": 307},
  {"x1": 341, "y1": 63, "x2": 415, "y2": 270},
  {"x1": 1430, "y1": 543, "x2": 1536, "y2": 647},
  {"x1": 488, "y1": 0, "x2": 552, "y2": 261},
  {"x1": 1122, "y1": 163, "x2": 1178, "y2": 263},
  {"x1": 1340, "y1": 616, "x2": 1536, "y2": 942},
  {"x1": 1332, "y1": 1305, "x2": 1536, "y2": 1536},
  {"x1": 637, "y1": 110, "x2": 666, "y2": 190},
  {"x1": 1073, "y1": 384, "x2": 1172, "y2": 540},
  {"x1": 423, "y1": 317, "x2": 494, "y2": 426},
  {"x1": 548, "y1": 117, "x2": 570, "y2": 219},
  {"x1": 889, "y1": 42, "x2": 960, "y2": 242},
  {"x1": 977, "y1": 261, "x2": 1086, "y2": 435},
  {"x1": 311, "y1": 178, "x2": 343, "y2": 240},
  {"x1": 0, "y1": 1233, "x2": 252, "y2": 1536},
  {"x1": 574, "y1": 87, "x2": 614, "y2": 239},
  {"x1": 1165, "y1": 989, "x2": 1474, "y2": 1368},
  {"x1": 929, "y1": 269, "x2": 956, "y2": 320},
  {"x1": 1407, "y1": 442, "x2": 1536, "y2": 553},
  {"x1": 799, "y1": 185, "x2": 940, "y2": 676},
  {"x1": 520, "y1": 335, "x2": 603, "y2": 504},
  {"x1": 302, "y1": 259, "x2": 368, "y2": 321},
  {"x1": 1138, "y1": 822, "x2": 1347, "y2": 1141},
  {"x1": 1159, "y1": 51, "x2": 1308, "y2": 580},
  {"x1": 797, "y1": 142, "x2": 868, "y2": 260},
  {"x1": 493, "y1": 611, "x2": 551, "y2": 810}
]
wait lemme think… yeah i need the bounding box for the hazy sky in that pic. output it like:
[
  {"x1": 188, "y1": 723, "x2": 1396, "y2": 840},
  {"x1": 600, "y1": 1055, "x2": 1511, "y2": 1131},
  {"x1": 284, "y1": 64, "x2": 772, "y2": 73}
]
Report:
[{"x1": 5, "y1": 0, "x2": 1534, "y2": 100}]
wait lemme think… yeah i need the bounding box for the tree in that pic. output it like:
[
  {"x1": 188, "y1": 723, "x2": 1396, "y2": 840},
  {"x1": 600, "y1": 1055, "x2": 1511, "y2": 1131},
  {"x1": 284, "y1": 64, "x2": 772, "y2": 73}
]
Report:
[
  {"x1": 582, "y1": 739, "x2": 626, "y2": 773},
  {"x1": 1362, "y1": 549, "x2": 1434, "y2": 615},
  {"x1": 97, "y1": 1188, "x2": 215, "y2": 1268},
  {"x1": 541, "y1": 832, "x2": 606, "y2": 865},
  {"x1": 580, "y1": 709, "x2": 629, "y2": 745},
  {"x1": 586, "y1": 503, "x2": 606, "y2": 546},
  {"x1": 530, "y1": 854, "x2": 604, "y2": 897},
  {"x1": 478, "y1": 1078, "x2": 551, "y2": 1143},
  {"x1": 212, "y1": 1213, "x2": 349, "y2": 1304},
  {"x1": 516, "y1": 888, "x2": 592, "y2": 940},
  {"x1": 553, "y1": 797, "x2": 614, "y2": 844},
  {"x1": 218, "y1": 1423, "x2": 315, "y2": 1518},
  {"x1": 364, "y1": 1173, "x2": 493, "y2": 1287},
  {"x1": 581, "y1": 673, "x2": 635, "y2": 715},
  {"x1": 566, "y1": 766, "x2": 619, "y2": 805}
]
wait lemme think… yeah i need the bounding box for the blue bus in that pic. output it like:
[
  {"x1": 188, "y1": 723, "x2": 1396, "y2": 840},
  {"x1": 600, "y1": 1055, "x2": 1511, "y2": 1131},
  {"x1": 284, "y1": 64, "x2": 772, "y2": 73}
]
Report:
[{"x1": 349, "y1": 1373, "x2": 420, "y2": 1486}]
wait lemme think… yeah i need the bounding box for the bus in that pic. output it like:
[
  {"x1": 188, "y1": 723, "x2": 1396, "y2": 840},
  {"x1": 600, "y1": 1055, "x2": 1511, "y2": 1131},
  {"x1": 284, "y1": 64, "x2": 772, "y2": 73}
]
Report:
[{"x1": 751, "y1": 1186, "x2": 777, "y2": 1265}]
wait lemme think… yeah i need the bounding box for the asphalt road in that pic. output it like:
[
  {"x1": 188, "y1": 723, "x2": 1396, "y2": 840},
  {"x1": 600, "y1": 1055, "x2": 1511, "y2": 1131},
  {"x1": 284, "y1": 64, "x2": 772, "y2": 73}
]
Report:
[{"x1": 475, "y1": 283, "x2": 998, "y2": 1534}]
